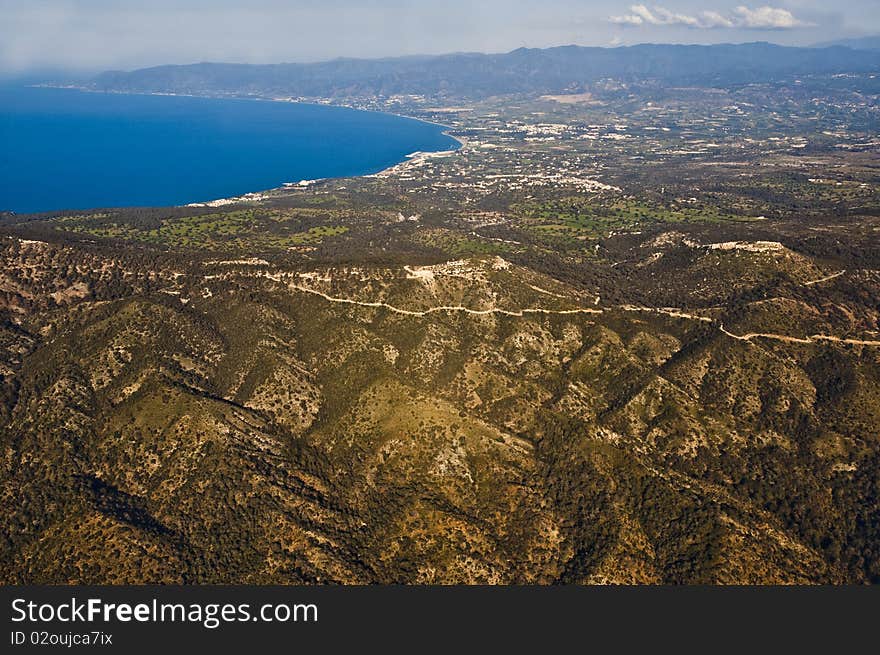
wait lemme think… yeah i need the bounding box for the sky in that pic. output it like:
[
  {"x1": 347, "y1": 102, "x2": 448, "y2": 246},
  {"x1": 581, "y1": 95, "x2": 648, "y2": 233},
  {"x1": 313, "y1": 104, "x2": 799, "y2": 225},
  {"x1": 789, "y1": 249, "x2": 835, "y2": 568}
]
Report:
[{"x1": 1, "y1": 0, "x2": 878, "y2": 74}]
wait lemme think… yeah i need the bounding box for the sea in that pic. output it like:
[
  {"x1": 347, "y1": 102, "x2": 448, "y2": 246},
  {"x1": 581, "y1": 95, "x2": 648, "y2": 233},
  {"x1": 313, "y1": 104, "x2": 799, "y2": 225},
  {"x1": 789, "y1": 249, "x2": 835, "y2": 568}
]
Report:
[{"x1": 0, "y1": 85, "x2": 458, "y2": 214}]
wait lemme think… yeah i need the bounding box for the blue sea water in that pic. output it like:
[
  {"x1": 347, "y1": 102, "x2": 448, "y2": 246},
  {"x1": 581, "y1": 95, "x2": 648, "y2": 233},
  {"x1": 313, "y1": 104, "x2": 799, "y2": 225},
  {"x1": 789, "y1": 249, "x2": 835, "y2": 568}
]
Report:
[{"x1": 0, "y1": 86, "x2": 458, "y2": 214}]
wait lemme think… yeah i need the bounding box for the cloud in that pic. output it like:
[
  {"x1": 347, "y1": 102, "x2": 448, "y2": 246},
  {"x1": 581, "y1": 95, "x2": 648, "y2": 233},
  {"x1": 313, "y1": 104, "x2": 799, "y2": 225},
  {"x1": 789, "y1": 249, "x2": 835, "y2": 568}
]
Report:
[
  {"x1": 699, "y1": 11, "x2": 735, "y2": 28},
  {"x1": 609, "y1": 5, "x2": 810, "y2": 30},
  {"x1": 733, "y1": 6, "x2": 805, "y2": 29}
]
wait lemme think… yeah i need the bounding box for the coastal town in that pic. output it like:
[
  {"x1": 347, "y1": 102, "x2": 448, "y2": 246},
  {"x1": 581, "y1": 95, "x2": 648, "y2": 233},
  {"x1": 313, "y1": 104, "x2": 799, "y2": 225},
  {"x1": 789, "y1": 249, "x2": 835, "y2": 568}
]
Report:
[{"x1": 244, "y1": 71, "x2": 879, "y2": 233}]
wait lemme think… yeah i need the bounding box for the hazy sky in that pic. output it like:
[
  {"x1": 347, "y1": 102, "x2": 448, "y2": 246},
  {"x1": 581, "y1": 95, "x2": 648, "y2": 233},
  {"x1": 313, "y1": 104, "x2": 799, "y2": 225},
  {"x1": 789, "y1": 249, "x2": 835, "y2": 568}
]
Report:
[{"x1": 1, "y1": 0, "x2": 878, "y2": 74}]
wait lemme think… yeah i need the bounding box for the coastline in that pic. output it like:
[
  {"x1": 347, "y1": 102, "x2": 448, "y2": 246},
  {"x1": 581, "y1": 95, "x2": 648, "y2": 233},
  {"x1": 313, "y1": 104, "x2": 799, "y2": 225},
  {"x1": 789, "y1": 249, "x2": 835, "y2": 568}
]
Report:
[{"x1": 34, "y1": 84, "x2": 467, "y2": 209}]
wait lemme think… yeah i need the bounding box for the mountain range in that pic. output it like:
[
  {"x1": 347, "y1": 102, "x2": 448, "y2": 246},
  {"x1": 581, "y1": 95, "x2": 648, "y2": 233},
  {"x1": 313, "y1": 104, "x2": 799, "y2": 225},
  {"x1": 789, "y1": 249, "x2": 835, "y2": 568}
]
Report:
[
  {"x1": 88, "y1": 42, "x2": 880, "y2": 100},
  {"x1": 814, "y1": 36, "x2": 880, "y2": 51}
]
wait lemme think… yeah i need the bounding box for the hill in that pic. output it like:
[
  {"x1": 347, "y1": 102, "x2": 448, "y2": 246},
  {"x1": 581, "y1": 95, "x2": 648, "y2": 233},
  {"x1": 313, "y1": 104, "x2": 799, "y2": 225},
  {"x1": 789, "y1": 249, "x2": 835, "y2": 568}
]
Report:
[{"x1": 814, "y1": 36, "x2": 880, "y2": 51}]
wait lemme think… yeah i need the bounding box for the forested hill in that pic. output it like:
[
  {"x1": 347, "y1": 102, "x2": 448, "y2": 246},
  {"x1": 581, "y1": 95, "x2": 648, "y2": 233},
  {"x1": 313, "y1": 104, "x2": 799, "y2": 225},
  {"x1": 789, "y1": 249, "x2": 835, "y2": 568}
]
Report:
[{"x1": 88, "y1": 42, "x2": 880, "y2": 100}]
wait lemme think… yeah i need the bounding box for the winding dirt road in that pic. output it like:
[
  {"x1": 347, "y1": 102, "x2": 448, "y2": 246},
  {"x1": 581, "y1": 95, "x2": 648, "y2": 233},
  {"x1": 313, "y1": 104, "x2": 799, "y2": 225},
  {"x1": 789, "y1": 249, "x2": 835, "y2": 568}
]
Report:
[
  {"x1": 288, "y1": 282, "x2": 880, "y2": 347},
  {"x1": 719, "y1": 325, "x2": 880, "y2": 347},
  {"x1": 804, "y1": 270, "x2": 846, "y2": 286},
  {"x1": 290, "y1": 283, "x2": 604, "y2": 317}
]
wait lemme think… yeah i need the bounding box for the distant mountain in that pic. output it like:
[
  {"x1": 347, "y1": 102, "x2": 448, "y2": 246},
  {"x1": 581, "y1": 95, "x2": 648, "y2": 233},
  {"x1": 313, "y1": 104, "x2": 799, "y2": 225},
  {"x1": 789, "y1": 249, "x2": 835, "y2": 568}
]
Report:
[
  {"x1": 88, "y1": 42, "x2": 880, "y2": 101},
  {"x1": 814, "y1": 36, "x2": 880, "y2": 51}
]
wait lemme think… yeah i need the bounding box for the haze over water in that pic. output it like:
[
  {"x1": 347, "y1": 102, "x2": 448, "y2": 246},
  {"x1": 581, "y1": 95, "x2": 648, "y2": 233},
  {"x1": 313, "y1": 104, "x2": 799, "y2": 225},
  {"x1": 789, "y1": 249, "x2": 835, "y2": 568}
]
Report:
[{"x1": 0, "y1": 86, "x2": 458, "y2": 214}]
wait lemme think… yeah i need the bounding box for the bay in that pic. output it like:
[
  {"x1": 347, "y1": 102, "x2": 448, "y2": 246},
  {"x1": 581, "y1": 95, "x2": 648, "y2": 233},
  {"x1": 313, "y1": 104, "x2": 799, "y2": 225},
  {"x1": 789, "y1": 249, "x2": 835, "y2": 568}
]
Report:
[{"x1": 0, "y1": 86, "x2": 457, "y2": 213}]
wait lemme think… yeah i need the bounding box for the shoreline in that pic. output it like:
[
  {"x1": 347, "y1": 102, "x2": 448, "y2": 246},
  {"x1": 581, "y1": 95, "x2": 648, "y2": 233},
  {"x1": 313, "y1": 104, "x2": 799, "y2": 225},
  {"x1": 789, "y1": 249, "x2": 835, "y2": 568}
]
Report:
[{"x1": 33, "y1": 84, "x2": 466, "y2": 209}]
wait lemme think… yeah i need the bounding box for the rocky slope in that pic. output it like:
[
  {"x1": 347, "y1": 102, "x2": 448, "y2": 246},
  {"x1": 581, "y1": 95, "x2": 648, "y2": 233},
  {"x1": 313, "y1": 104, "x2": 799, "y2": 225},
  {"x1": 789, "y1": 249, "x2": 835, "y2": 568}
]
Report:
[{"x1": 2, "y1": 236, "x2": 877, "y2": 583}]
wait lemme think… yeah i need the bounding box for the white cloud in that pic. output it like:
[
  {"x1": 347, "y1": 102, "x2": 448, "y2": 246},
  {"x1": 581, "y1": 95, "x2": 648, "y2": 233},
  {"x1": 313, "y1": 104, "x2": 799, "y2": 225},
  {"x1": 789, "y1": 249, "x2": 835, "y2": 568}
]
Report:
[
  {"x1": 609, "y1": 5, "x2": 810, "y2": 30},
  {"x1": 734, "y1": 6, "x2": 805, "y2": 29},
  {"x1": 654, "y1": 7, "x2": 702, "y2": 27},
  {"x1": 608, "y1": 14, "x2": 643, "y2": 26},
  {"x1": 700, "y1": 11, "x2": 735, "y2": 28},
  {"x1": 609, "y1": 5, "x2": 674, "y2": 26}
]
